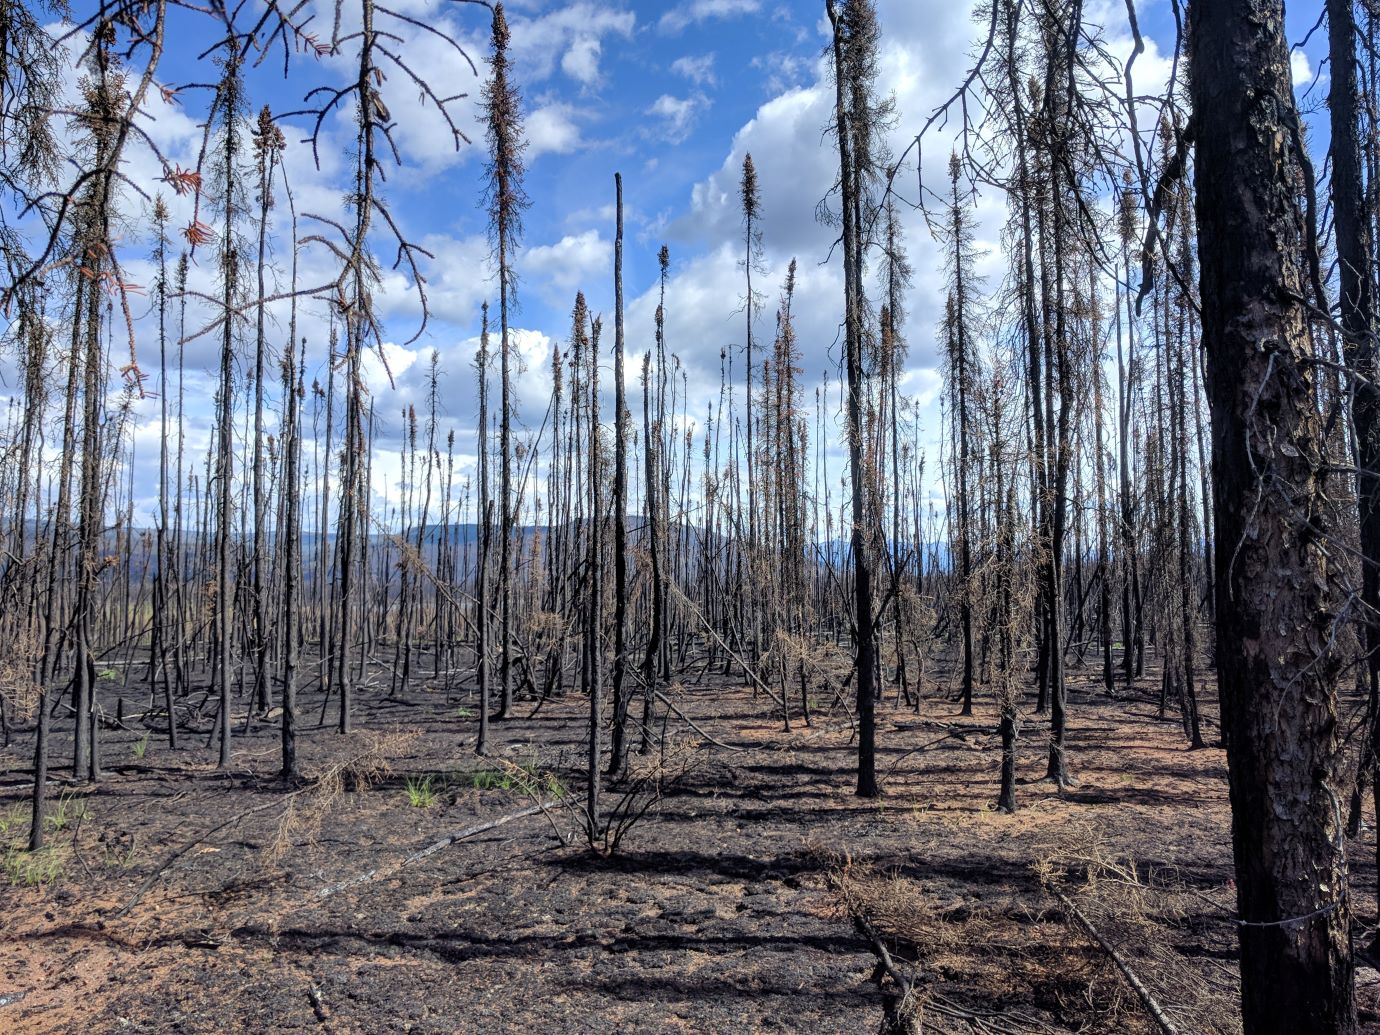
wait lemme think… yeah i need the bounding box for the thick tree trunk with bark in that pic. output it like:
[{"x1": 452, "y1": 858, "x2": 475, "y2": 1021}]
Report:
[
  {"x1": 1327, "y1": 0, "x2": 1380, "y2": 929},
  {"x1": 1191, "y1": 3, "x2": 1357, "y2": 1031}
]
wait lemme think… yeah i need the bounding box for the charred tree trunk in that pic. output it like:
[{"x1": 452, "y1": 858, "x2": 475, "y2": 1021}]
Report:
[
  {"x1": 827, "y1": 0, "x2": 880, "y2": 799},
  {"x1": 608, "y1": 174, "x2": 630, "y2": 777},
  {"x1": 1191, "y1": 2, "x2": 1357, "y2": 1030},
  {"x1": 1328, "y1": 0, "x2": 1380, "y2": 930}
]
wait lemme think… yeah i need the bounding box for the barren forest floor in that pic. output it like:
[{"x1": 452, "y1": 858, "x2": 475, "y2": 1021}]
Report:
[{"x1": 2, "y1": 669, "x2": 1379, "y2": 1034}]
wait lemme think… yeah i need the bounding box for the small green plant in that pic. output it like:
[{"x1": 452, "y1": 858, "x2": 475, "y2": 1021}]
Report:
[
  {"x1": 455, "y1": 706, "x2": 474, "y2": 719},
  {"x1": 2, "y1": 845, "x2": 68, "y2": 886},
  {"x1": 133, "y1": 733, "x2": 150, "y2": 760},
  {"x1": 471, "y1": 768, "x2": 514, "y2": 791},
  {"x1": 105, "y1": 845, "x2": 136, "y2": 869},
  {"x1": 45, "y1": 791, "x2": 86, "y2": 833},
  {"x1": 0, "y1": 804, "x2": 26, "y2": 840},
  {"x1": 472, "y1": 761, "x2": 563, "y2": 800},
  {"x1": 102, "y1": 833, "x2": 138, "y2": 870},
  {"x1": 542, "y1": 773, "x2": 566, "y2": 800},
  {"x1": 404, "y1": 775, "x2": 438, "y2": 808},
  {"x1": 97, "y1": 667, "x2": 118, "y2": 681}
]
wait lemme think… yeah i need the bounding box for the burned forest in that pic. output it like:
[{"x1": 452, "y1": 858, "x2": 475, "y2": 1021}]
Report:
[{"x1": 1, "y1": 0, "x2": 1379, "y2": 1032}]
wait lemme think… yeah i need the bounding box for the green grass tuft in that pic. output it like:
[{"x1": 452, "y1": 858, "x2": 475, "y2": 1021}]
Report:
[
  {"x1": 471, "y1": 762, "x2": 564, "y2": 800},
  {"x1": 0, "y1": 804, "x2": 26, "y2": 841},
  {"x1": 404, "y1": 775, "x2": 439, "y2": 808},
  {"x1": 45, "y1": 791, "x2": 86, "y2": 832},
  {"x1": 1, "y1": 844, "x2": 68, "y2": 886}
]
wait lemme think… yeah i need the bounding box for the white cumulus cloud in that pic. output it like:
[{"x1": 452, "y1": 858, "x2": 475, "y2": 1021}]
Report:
[
  {"x1": 659, "y1": 0, "x2": 761, "y2": 34},
  {"x1": 671, "y1": 53, "x2": 717, "y2": 87},
  {"x1": 647, "y1": 93, "x2": 707, "y2": 143}
]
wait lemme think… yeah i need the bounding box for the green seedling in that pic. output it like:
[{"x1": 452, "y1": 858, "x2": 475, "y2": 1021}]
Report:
[{"x1": 404, "y1": 775, "x2": 438, "y2": 808}]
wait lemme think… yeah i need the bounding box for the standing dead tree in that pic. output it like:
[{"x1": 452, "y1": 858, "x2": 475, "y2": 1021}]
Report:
[
  {"x1": 1191, "y1": 1, "x2": 1358, "y2": 1031},
  {"x1": 825, "y1": 0, "x2": 892, "y2": 798},
  {"x1": 483, "y1": 1, "x2": 529, "y2": 725}
]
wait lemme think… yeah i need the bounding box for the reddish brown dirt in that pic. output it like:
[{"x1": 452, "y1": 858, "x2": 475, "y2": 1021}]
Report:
[{"x1": 1, "y1": 671, "x2": 1378, "y2": 1033}]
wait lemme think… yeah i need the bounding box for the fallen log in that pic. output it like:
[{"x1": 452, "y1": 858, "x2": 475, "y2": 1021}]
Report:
[
  {"x1": 1051, "y1": 886, "x2": 1183, "y2": 1035},
  {"x1": 832, "y1": 874, "x2": 923, "y2": 1035},
  {"x1": 315, "y1": 799, "x2": 562, "y2": 900},
  {"x1": 651, "y1": 688, "x2": 747, "y2": 752},
  {"x1": 112, "y1": 795, "x2": 289, "y2": 920}
]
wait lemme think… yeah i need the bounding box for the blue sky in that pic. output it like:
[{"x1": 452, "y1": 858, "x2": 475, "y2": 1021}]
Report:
[
  {"x1": 5, "y1": 0, "x2": 1333, "y2": 527},
  {"x1": 28, "y1": 0, "x2": 978, "y2": 524}
]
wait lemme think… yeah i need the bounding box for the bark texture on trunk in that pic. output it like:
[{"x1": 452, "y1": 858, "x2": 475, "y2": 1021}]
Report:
[{"x1": 1191, "y1": 3, "x2": 1356, "y2": 1031}]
